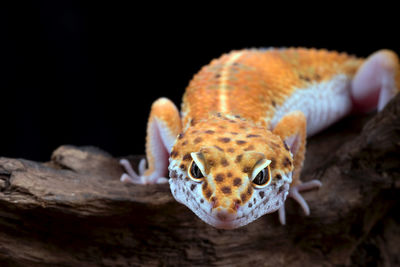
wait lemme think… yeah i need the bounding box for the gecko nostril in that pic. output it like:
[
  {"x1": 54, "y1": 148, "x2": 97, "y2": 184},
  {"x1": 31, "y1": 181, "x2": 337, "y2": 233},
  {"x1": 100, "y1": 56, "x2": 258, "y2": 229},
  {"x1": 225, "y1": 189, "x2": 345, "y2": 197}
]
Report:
[
  {"x1": 211, "y1": 196, "x2": 218, "y2": 209},
  {"x1": 233, "y1": 199, "x2": 241, "y2": 211}
]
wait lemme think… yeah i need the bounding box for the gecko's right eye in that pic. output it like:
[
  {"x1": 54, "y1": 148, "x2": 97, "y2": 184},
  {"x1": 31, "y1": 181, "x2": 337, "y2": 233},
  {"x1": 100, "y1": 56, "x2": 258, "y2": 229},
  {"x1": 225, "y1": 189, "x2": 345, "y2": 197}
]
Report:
[{"x1": 188, "y1": 161, "x2": 204, "y2": 181}]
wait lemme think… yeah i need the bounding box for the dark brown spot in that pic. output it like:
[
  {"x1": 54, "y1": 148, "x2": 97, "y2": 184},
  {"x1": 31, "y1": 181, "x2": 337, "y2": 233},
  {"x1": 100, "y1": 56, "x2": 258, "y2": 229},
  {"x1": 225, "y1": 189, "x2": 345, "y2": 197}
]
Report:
[
  {"x1": 178, "y1": 133, "x2": 184, "y2": 139},
  {"x1": 227, "y1": 148, "x2": 235, "y2": 153},
  {"x1": 283, "y1": 141, "x2": 290, "y2": 151},
  {"x1": 275, "y1": 174, "x2": 282, "y2": 180},
  {"x1": 218, "y1": 125, "x2": 226, "y2": 129},
  {"x1": 275, "y1": 200, "x2": 279, "y2": 206},
  {"x1": 283, "y1": 157, "x2": 291, "y2": 167},
  {"x1": 182, "y1": 141, "x2": 188, "y2": 146},
  {"x1": 208, "y1": 159, "x2": 215, "y2": 167},
  {"x1": 253, "y1": 198, "x2": 256, "y2": 204},
  {"x1": 190, "y1": 184, "x2": 196, "y2": 191},
  {"x1": 240, "y1": 193, "x2": 248, "y2": 202},
  {"x1": 215, "y1": 173, "x2": 225, "y2": 183},
  {"x1": 227, "y1": 172, "x2": 233, "y2": 177},
  {"x1": 259, "y1": 191, "x2": 265, "y2": 199},
  {"x1": 248, "y1": 203, "x2": 253, "y2": 208},
  {"x1": 194, "y1": 137, "x2": 203, "y2": 144},
  {"x1": 271, "y1": 100, "x2": 276, "y2": 107},
  {"x1": 230, "y1": 132, "x2": 238, "y2": 135},
  {"x1": 299, "y1": 74, "x2": 311, "y2": 82},
  {"x1": 215, "y1": 74, "x2": 221, "y2": 78},
  {"x1": 233, "y1": 178, "x2": 242, "y2": 187},
  {"x1": 244, "y1": 145, "x2": 255, "y2": 151},
  {"x1": 170, "y1": 170, "x2": 177, "y2": 179},
  {"x1": 234, "y1": 115, "x2": 241, "y2": 119},
  {"x1": 200, "y1": 199, "x2": 204, "y2": 203},
  {"x1": 202, "y1": 181, "x2": 208, "y2": 190},
  {"x1": 229, "y1": 120, "x2": 236, "y2": 123},
  {"x1": 185, "y1": 177, "x2": 189, "y2": 181},
  {"x1": 205, "y1": 130, "x2": 215, "y2": 134},
  {"x1": 180, "y1": 164, "x2": 186, "y2": 171},
  {"x1": 270, "y1": 159, "x2": 276, "y2": 168},
  {"x1": 170, "y1": 150, "x2": 178, "y2": 158},
  {"x1": 236, "y1": 140, "x2": 247, "y2": 145},
  {"x1": 221, "y1": 158, "x2": 229, "y2": 167},
  {"x1": 218, "y1": 137, "x2": 231, "y2": 143},
  {"x1": 235, "y1": 154, "x2": 243, "y2": 163},
  {"x1": 205, "y1": 190, "x2": 212, "y2": 198},
  {"x1": 182, "y1": 153, "x2": 191, "y2": 161},
  {"x1": 247, "y1": 186, "x2": 253, "y2": 196},
  {"x1": 213, "y1": 145, "x2": 224, "y2": 152},
  {"x1": 239, "y1": 125, "x2": 247, "y2": 130},
  {"x1": 243, "y1": 166, "x2": 251, "y2": 174},
  {"x1": 246, "y1": 134, "x2": 260, "y2": 138},
  {"x1": 190, "y1": 118, "x2": 196, "y2": 126},
  {"x1": 221, "y1": 186, "x2": 231, "y2": 195}
]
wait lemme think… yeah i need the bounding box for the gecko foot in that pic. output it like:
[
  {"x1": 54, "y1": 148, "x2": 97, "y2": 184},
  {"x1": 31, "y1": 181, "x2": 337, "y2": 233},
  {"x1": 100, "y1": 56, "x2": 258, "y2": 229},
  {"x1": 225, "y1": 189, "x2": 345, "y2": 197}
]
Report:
[
  {"x1": 120, "y1": 158, "x2": 168, "y2": 184},
  {"x1": 278, "y1": 179, "x2": 322, "y2": 225}
]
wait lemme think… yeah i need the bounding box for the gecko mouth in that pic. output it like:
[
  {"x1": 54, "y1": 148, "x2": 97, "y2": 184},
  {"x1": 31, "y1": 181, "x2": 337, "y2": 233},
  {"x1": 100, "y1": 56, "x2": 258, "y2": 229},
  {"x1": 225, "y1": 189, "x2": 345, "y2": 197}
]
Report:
[{"x1": 185, "y1": 188, "x2": 283, "y2": 229}]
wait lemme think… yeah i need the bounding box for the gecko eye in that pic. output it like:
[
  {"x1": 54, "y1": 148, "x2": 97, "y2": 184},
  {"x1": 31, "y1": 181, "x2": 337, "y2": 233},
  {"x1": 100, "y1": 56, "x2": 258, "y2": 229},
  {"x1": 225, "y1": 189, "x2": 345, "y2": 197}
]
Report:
[
  {"x1": 252, "y1": 165, "x2": 271, "y2": 187},
  {"x1": 188, "y1": 161, "x2": 204, "y2": 181}
]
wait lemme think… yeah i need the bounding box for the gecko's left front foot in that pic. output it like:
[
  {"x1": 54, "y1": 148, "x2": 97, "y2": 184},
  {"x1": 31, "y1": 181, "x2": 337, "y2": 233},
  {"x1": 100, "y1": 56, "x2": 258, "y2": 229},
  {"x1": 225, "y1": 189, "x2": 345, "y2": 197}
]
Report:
[
  {"x1": 120, "y1": 158, "x2": 168, "y2": 184},
  {"x1": 278, "y1": 179, "x2": 322, "y2": 225}
]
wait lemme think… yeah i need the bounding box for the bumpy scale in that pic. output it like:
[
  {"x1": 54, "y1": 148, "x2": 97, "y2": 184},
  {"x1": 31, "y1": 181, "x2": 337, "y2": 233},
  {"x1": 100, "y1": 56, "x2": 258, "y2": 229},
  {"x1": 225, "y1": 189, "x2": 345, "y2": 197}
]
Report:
[{"x1": 120, "y1": 48, "x2": 400, "y2": 229}]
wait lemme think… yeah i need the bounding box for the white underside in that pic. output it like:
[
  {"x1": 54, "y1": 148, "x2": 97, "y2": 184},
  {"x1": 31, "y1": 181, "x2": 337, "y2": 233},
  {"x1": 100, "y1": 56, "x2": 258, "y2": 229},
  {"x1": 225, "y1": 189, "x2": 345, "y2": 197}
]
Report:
[{"x1": 270, "y1": 74, "x2": 353, "y2": 136}]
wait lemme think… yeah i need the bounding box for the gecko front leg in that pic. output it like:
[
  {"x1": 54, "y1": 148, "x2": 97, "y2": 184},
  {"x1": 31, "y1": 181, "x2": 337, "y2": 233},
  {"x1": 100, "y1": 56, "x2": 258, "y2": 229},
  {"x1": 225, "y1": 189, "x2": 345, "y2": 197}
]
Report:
[
  {"x1": 120, "y1": 97, "x2": 182, "y2": 184},
  {"x1": 273, "y1": 111, "x2": 322, "y2": 225}
]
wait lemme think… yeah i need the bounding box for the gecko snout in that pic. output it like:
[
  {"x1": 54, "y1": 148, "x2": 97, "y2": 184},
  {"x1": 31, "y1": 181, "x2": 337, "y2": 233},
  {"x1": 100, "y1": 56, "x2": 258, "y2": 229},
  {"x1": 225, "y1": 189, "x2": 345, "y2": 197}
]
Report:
[
  {"x1": 210, "y1": 197, "x2": 241, "y2": 222},
  {"x1": 211, "y1": 207, "x2": 237, "y2": 222}
]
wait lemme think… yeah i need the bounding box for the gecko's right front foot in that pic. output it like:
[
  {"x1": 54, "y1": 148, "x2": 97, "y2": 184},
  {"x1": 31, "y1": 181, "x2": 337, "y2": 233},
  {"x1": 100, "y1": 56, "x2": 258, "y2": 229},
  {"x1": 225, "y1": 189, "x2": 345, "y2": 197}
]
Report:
[{"x1": 120, "y1": 158, "x2": 168, "y2": 184}]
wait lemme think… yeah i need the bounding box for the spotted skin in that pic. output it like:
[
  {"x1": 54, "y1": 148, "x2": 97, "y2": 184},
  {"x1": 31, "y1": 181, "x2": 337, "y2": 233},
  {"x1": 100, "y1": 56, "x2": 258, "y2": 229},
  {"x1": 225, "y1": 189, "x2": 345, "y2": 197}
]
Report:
[
  {"x1": 171, "y1": 115, "x2": 292, "y2": 210},
  {"x1": 120, "y1": 48, "x2": 400, "y2": 229}
]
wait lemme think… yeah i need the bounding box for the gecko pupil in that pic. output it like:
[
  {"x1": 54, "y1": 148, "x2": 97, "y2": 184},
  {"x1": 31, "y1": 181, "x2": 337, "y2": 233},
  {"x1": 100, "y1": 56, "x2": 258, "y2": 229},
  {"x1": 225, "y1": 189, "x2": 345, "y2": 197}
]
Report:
[
  {"x1": 190, "y1": 162, "x2": 204, "y2": 179},
  {"x1": 253, "y1": 167, "x2": 270, "y2": 185}
]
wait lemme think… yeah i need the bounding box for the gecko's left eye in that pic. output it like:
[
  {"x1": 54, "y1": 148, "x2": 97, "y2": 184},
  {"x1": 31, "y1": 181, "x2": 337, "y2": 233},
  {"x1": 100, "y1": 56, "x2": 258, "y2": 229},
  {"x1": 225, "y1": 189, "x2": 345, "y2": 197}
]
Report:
[
  {"x1": 188, "y1": 161, "x2": 204, "y2": 181},
  {"x1": 252, "y1": 165, "x2": 271, "y2": 187}
]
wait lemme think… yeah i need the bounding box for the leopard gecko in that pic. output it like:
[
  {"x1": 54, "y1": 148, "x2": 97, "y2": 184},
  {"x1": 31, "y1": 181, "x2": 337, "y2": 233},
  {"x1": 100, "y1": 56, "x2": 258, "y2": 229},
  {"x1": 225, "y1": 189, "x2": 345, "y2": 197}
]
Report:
[{"x1": 120, "y1": 48, "x2": 399, "y2": 229}]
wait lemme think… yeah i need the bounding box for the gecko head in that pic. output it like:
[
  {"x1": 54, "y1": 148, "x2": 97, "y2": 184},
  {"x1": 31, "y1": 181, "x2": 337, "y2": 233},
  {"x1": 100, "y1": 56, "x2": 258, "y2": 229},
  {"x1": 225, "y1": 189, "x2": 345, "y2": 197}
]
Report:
[{"x1": 168, "y1": 114, "x2": 294, "y2": 229}]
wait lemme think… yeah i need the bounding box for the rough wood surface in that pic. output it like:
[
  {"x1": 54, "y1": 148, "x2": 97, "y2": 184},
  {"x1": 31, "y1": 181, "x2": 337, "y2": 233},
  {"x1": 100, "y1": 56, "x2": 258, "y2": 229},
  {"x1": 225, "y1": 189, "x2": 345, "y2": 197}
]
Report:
[{"x1": 0, "y1": 95, "x2": 399, "y2": 266}]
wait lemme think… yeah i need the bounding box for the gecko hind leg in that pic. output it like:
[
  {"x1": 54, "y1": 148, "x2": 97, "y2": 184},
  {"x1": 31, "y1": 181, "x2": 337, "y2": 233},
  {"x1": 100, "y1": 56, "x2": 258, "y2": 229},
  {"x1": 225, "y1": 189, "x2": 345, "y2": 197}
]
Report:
[
  {"x1": 278, "y1": 180, "x2": 322, "y2": 225},
  {"x1": 351, "y1": 49, "x2": 399, "y2": 112},
  {"x1": 120, "y1": 97, "x2": 182, "y2": 185}
]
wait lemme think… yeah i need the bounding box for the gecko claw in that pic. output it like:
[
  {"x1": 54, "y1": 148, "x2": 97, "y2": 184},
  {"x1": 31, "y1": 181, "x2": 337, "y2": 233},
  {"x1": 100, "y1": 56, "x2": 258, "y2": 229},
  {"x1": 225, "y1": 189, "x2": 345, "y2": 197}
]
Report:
[
  {"x1": 289, "y1": 179, "x2": 322, "y2": 215},
  {"x1": 120, "y1": 158, "x2": 168, "y2": 184},
  {"x1": 278, "y1": 179, "x2": 322, "y2": 225}
]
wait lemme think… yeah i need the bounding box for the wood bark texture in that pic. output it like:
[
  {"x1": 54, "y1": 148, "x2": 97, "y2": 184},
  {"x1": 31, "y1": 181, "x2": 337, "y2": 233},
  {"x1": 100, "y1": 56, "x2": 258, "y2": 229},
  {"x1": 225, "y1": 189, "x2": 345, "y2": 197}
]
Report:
[{"x1": 0, "y1": 95, "x2": 400, "y2": 266}]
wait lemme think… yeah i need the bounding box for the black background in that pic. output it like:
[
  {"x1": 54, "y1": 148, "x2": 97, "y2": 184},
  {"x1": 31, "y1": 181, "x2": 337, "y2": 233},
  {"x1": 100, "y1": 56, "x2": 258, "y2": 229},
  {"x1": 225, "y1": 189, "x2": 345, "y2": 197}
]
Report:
[{"x1": 1, "y1": 2, "x2": 398, "y2": 161}]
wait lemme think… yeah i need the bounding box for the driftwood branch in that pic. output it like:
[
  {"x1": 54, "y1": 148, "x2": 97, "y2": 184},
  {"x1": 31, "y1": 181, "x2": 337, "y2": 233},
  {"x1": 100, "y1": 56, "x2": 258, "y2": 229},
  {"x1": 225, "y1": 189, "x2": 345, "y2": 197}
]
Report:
[{"x1": 1, "y1": 95, "x2": 400, "y2": 266}]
